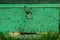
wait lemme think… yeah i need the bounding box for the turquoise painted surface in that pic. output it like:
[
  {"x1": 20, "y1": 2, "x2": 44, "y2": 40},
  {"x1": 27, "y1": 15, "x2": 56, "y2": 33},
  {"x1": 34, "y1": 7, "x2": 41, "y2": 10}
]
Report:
[{"x1": 0, "y1": 4, "x2": 59, "y2": 33}]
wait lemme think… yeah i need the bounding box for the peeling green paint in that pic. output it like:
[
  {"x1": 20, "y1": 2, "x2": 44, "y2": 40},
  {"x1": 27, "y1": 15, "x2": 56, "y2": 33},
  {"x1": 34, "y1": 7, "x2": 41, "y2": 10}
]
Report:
[{"x1": 0, "y1": 4, "x2": 59, "y2": 33}]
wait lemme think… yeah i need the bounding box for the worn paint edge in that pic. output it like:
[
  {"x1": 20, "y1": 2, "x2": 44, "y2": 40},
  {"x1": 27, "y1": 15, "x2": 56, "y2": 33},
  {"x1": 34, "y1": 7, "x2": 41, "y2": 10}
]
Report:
[{"x1": 0, "y1": 4, "x2": 60, "y2": 8}]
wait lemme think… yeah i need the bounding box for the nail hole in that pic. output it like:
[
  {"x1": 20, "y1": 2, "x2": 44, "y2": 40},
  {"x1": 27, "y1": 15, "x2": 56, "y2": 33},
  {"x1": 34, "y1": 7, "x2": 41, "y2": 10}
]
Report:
[{"x1": 26, "y1": 11, "x2": 29, "y2": 14}]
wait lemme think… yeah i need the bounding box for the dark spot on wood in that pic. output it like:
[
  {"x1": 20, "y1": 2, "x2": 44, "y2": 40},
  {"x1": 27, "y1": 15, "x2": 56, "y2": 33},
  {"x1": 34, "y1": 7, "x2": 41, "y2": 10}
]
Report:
[
  {"x1": 31, "y1": 17, "x2": 33, "y2": 20},
  {"x1": 37, "y1": 29, "x2": 39, "y2": 32},
  {"x1": 8, "y1": 17, "x2": 10, "y2": 19},
  {"x1": 6, "y1": 31, "x2": 9, "y2": 33},
  {"x1": 31, "y1": 31, "x2": 32, "y2": 33},
  {"x1": 20, "y1": 24, "x2": 22, "y2": 26},
  {"x1": 15, "y1": 27, "x2": 17, "y2": 29},
  {"x1": 24, "y1": 9, "x2": 25, "y2": 11},
  {"x1": 18, "y1": 27, "x2": 22, "y2": 31},
  {"x1": 50, "y1": 15, "x2": 52, "y2": 17},
  {"x1": 30, "y1": 8, "x2": 32, "y2": 9},
  {"x1": 17, "y1": 20, "x2": 19, "y2": 23},
  {"x1": 53, "y1": 17, "x2": 56, "y2": 19},
  {"x1": 38, "y1": 0, "x2": 40, "y2": 2},
  {"x1": 52, "y1": 25, "x2": 54, "y2": 28},
  {"x1": 24, "y1": 6, "x2": 26, "y2": 8},
  {"x1": 11, "y1": 21, "x2": 13, "y2": 23},
  {"x1": 24, "y1": 25, "x2": 25, "y2": 27},
  {"x1": 23, "y1": 20, "x2": 25, "y2": 22},
  {"x1": 41, "y1": 24, "x2": 44, "y2": 27},
  {"x1": 13, "y1": 15, "x2": 15, "y2": 17},
  {"x1": 18, "y1": 27, "x2": 21, "y2": 29},
  {"x1": 43, "y1": 8, "x2": 45, "y2": 10}
]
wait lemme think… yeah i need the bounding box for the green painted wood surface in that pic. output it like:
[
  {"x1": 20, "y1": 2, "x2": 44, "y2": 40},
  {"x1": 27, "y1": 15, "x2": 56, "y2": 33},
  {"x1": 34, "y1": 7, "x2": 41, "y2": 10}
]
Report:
[{"x1": 0, "y1": 4, "x2": 59, "y2": 33}]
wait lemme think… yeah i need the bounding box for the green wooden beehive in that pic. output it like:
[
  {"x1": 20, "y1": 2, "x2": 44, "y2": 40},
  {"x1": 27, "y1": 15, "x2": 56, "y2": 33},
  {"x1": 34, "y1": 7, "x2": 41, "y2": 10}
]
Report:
[{"x1": 0, "y1": 0, "x2": 59, "y2": 34}]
